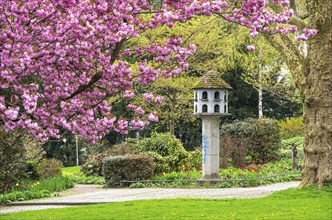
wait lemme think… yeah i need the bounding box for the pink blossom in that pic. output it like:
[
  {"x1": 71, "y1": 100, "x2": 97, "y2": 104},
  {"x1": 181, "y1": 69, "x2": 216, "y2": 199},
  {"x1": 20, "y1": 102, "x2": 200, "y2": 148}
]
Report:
[
  {"x1": 247, "y1": 45, "x2": 255, "y2": 51},
  {"x1": 136, "y1": 107, "x2": 145, "y2": 115},
  {"x1": 148, "y1": 112, "x2": 159, "y2": 122},
  {"x1": 123, "y1": 90, "x2": 135, "y2": 100},
  {"x1": 155, "y1": 96, "x2": 164, "y2": 104},
  {"x1": 143, "y1": 93, "x2": 154, "y2": 101},
  {"x1": 0, "y1": 0, "x2": 317, "y2": 143}
]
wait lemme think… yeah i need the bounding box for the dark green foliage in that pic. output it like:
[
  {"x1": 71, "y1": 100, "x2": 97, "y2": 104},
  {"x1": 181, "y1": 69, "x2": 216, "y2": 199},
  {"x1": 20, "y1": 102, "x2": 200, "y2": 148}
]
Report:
[
  {"x1": 103, "y1": 155, "x2": 155, "y2": 187},
  {"x1": 23, "y1": 160, "x2": 40, "y2": 180},
  {"x1": 81, "y1": 142, "x2": 139, "y2": 176},
  {"x1": 221, "y1": 118, "x2": 281, "y2": 164},
  {"x1": 134, "y1": 132, "x2": 187, "y2": 172},
  {"x1": 0, "y1": 130, "x2": 26, "y2": 194},
  {"x1": 37, "y1": 159, "x2": 63, "y2": 179}
]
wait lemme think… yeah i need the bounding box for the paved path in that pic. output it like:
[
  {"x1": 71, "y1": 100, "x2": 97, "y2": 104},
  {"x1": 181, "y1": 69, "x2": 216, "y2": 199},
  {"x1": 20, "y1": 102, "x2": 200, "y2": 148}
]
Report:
[{"x1": 0, "y1": 181, "x2": 300, "y2": 214}]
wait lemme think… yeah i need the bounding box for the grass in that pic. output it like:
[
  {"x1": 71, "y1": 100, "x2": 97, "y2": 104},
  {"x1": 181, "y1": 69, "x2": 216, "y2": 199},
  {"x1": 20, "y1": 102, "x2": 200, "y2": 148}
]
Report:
[
  {"x1": 2, "y1": 185, "x2": 331, "y2": 220},
  {"x1": 61, "y1": 166, "x2": 81, "y2": 176}
]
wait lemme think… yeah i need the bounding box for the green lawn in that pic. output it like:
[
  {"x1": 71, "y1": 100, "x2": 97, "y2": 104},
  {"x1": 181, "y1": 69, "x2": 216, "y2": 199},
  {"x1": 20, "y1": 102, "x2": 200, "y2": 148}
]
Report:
[
  {"x1": 2, "y1": 186, "x2": 331, "y2": 220},
  {"x1": 61, "y1": 166, "x2": 81, "y2": 176}
]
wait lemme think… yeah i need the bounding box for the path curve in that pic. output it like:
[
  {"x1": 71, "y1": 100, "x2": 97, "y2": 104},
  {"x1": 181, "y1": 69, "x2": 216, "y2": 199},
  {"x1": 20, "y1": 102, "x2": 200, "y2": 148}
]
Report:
[{"x1": 0, "y1": 181, "x2": 300, "y2": 214}]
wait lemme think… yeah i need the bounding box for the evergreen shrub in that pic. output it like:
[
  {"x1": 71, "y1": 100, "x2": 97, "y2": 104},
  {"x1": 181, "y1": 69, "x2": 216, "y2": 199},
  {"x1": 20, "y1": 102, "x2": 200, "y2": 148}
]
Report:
[
  {"x1": 134, "y1": 132, "x2": 187, "y2": 172},
  {"x1": 103, "y1": 155, "x2": 155, "y2": 187},
  {"x1": 81, "y1": 143, "x2": 138, "y2": 176},
  {"x1": 221, "y1": 118, "x2": 281, "y2": 164}
]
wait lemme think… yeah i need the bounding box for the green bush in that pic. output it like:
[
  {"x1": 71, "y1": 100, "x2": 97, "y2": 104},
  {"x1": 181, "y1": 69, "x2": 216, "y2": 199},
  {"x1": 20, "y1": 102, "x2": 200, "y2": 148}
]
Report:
[
  {"x1": 280, "y1": 117, "x2": 304, "y2": 139},
  {"x1": 24, "y1": 191, "x2": 33, "y2": 199},
  {"x1": 81, "y1": 143, "x2": 139, "y2": 177},
  {"x1": 23, "y1": 160, "x2": 40, "y2": 180},
  {"x1": 103, "y1": 155, "x2": 155, "y2": 187},
  {"x1": 6, "y1": 193, "x2": 17, "y2": 202},
  {"x1": 68, "y1": 175, "x2": 105, "y2": 185},
  {"x1": 81, "y1": 152, "x2": 110, "y2": 176},
  {"x1": 134, "y1": 133, "x2": 187, "y2": 171},
  {"x1": 14, "y1": 191, "x2": 25, "y2": 200},
  {"x1": 129, "y1": 182, "x2": 146, "y2": 188},
  {"x1": 145, "y1": 151, "x2": 170, "y2": 174},
  {"x1": 183, "y1": 150, "x2": 202, "y2": 170},
  {"x1": 280, "y1": 136, "x2": 304, "y2": 159},
  {"x1": 0, "y1": 130, "x2": 26, "y2": 194},
  {"x1": 38, "y1": 159, "x2": 63, "y2": 179},
  {"x1": 221, "y1": 118, "x2": 281, "y2": 164}
]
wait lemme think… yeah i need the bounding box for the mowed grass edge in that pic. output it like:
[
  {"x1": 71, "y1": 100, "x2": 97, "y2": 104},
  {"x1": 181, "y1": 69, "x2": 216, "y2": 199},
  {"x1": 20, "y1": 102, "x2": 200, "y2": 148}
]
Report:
[{"x1": 2, "y1": 186, "x2": 331, "y2": 220}]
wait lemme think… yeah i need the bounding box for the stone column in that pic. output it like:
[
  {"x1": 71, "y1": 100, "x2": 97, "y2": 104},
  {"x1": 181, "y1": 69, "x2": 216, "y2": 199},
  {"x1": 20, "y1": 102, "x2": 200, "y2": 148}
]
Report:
[{"x1": 201, "y1": 115, "x2": 220, "y2": 180}]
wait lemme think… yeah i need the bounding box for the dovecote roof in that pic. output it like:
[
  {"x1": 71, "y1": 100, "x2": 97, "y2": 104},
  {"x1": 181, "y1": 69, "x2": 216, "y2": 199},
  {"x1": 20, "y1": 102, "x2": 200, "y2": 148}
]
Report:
[{"x1": 193, "y1": 70, "x2": 232, "y2": 89}]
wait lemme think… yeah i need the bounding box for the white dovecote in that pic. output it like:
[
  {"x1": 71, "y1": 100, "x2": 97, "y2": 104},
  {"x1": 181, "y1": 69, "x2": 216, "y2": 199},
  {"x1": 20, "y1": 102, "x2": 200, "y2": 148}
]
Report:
[{"x1": 193, "y1": 70, "x2": 232, "y2": 115}]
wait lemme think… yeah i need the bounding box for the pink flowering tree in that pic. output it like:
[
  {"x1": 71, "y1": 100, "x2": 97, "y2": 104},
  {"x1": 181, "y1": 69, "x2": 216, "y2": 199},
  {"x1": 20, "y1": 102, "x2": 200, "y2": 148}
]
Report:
[{"x1": 0, "y1": 1, "x2": 330, "y2": 185}]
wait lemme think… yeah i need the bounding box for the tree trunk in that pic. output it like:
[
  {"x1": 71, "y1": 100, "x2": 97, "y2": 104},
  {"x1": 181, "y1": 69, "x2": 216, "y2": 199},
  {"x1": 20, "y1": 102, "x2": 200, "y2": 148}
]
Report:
[
  {"x1": 258, "y1": 68, "x2": 263, "y2": 119},
  {"x1": 300, "y1": 0, "x2": 332, "y2": 186},
  {"x1": 169, "y1": 89, "x2": 176, "y2": 136},
  {"x1": 265, "y1": 0, "x2": 332, "y2": 186}
]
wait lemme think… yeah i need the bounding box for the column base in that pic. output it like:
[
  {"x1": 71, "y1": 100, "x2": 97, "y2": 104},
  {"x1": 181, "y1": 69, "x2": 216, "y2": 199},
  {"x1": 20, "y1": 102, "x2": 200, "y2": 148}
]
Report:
[{"x1": 200, "y1": 173, "x2": 220, "y2": 180}]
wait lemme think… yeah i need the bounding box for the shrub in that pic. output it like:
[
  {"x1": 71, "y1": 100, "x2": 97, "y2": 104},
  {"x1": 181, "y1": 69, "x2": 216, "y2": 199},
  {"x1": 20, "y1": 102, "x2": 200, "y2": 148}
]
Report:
[
  {"x1": 0, "y1": 130, "x2": 26, "y2": 194},
  {"x1": 221, "y1": 118, "x2": 281, "y2": 164},
  {"x1": 129, "y1": 182, "x2": 146, "y2": 188},
  {"x1": 81, "y1": 152, "x2": 110, "y2": 176},
  {"x1": 280, "y1": 136, "x2": 304, "y2": 159},
  {"x1": 14, "y1": 191, "x2": 25, "y2": 200},
  {"x1": 184, "y1": 150, "x2": 202, "y2": 171},
  {"x1": 280, "y1": 117, "x2": 304, "y2": 139},
  {"x1": 134, "y1": 132, "x2": 187, "y2": 171},
  {"x1": 23, "y1": 160, "x2": 40, "y2": 179},
  {"x1": 38, "y1": 159, "x2": 63, "y2": 179},
  {"x1": 145, "y1": 151, "x2": 170, "y2": 174},
  {"x1": 103, "y1": 155, "x2": 155, "y2": 187},
  {"x1": 220, "y1": 134, "x2": 248, "y2": 168},
  {"x1": 24, "y1": 191, "x2": 33, "y2": 199},
  {"x1": 68, "y1": 175, "x2": 105, "y2": 185},
  {"x1": 6, "y1": 193, "x2": 17, "y2": 202},
  {"x1": 81, "y1": 143, "x2": 138, "y2": 176}
]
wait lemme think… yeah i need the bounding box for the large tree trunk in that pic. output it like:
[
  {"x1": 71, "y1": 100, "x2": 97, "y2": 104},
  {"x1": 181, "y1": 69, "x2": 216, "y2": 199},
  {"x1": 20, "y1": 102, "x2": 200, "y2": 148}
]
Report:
[
  {"x1": 265, "y1": 0, "x2": 332, "y2": 186},
  {"x1": 300, "y1": 0, "x2": 332, "y2": 186}
]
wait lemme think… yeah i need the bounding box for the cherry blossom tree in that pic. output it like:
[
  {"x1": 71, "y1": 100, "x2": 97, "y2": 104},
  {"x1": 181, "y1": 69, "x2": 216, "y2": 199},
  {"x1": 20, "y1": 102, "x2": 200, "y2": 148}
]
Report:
[{"x1": 2, "y1": 0, "x2": 329, "y2": 187}]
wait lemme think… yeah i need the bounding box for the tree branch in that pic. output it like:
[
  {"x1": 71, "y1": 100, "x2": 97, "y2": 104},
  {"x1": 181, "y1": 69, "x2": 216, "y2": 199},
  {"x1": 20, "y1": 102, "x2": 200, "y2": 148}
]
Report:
[
  {"x1": 263, "y1": 33, "x2": 305, "y2": 89},
  {"x1": 65, "y1": 39, "x2": 126, "y2": 100}
]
